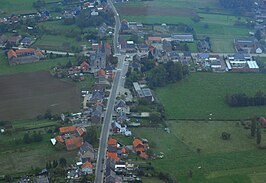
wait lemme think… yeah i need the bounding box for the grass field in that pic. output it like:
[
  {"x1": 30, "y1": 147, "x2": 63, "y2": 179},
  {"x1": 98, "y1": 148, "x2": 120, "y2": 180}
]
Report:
[
  {"x1": 156, "y1": 72, "x2": 266, "y2": 120},
  {"x1": 33, "y1": 35, "x2": 88, "y2": 52},
  {"x1": 0, "y1": 71, "x2": 80, "y2": 120},
  {"x1": 131, "y1": 121, "x2": 266, "y2": 183}
]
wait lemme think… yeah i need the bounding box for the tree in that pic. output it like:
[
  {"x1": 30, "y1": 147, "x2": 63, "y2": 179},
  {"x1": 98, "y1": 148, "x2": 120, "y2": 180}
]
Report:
[
  {"x1": 251, "y1": 119, "x2": 256, "y2": 137},
  {"x1": 53, "y1": 160, "x2": 58, "y2": 168},
  {"x1": 255, "y1": 30, "x2": 262, "y2": 41},
  {"x1": 256, "y1": 127, "x2": 261, "y2": 145},
  {"x1": 23, "y1": 133, "x2": 31, "y2": 144},
  {"x1": 66, "y1": 60, "x2": 72, "y2": 68},
  {"x1": 44, "y1": 109, "x2": 52, "y2": 119},
  {"x1": 59, "y1": 157, "x2": 67, "y2": 167},
  {"x1": 150, "y1": 112, "x2": 162, "y2": 124},
  {"x1": 221, "y1": 132, "x2": 231, "y2": 140}
]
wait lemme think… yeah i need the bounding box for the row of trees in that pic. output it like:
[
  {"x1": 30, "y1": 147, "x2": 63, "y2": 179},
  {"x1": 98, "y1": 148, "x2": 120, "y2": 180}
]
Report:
[
  {"x1": 226, "y1": 91, "x2": 266, "y2": 107},
  {"x1": 23, "y1": 132, "x2": 43, "y2": 144}
]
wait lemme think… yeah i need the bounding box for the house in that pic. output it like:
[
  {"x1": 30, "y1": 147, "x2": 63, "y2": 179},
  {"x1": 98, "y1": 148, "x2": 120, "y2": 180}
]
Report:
[
  {"x1": 107, "y1": 152, "x2": 119, "y2": 161},
  {"x1": 91, "y1": 104, "x2": 103, "y2": 124},
  {"x1": 108, "y1": 137, "x2": 117, "y2": 147},
  {"x1": 111, "y1": 121, "x2": 129, "y2": 134},
  {"x1": 197, "y1": 40, "x2": 211, "y2": 52},
  {"x1": 132, "y1": 82, "x2": 154, "y2": 102},
  {"x1": 124, "y1": 41, "x2": 137, "y2": 53},
  {"x1": 90, "y1": 89, "x2": 105, "y2": 104},
  {"x1": 78, "y1": 141, "x2": 95, "y2": 161},
  {"x1": 20, "y1": 37, "x2": 32, "y2": 47},
  {"x1": 147, "y1": 36, "x2": 162, "y2": 44},
  {"x1": 59, "y1": 126, "x2": 77, "y2": 135},
  {"x1": 162, "y1": 40, "x2": 172, "y2": 52},
  {"x1": 98, "y1": 23, "x2": 108, "y2": 38},
  {"x1": 0, "y1": 35, "x2": 7, "y2": 48},
  {"x1": 34, "y1": 175, "x2": 49, "y2": 183},
  {"x1": 105, "y1": 165, "x2": 116, "y2": 183},
  {"x1": 139, "y1": 152, "x2": 149, "y2": 160},
  {"x1": 7, "y1": 35, "x2": 21, "y2": 46},
  {"x1": 81, "y1": 162, "x2": 93, "y2": 174},
  {"x1": 167, "y1": 51, "x2": 180, "y2": 62},
  {"x1": 65, "y1": 137, "x2": 83, "y2": 151},
  {"x1": 259, "y1": 117, "x2": 266, "y2": 127},
  {"x1": 120, "y1": 19, "x2": 130, "y2": 33},
  {"x1": 171, "y1": 34, "x2": 194, "y2": 42},
  {"x1": 138, "y1": 43, "x2": 149, "y2": 53},
  {"x1": 133, "y1": 138, "x2": 145, "y2": 152},
  {"x1": 80, "y1": 61, "x2": 90, "y2": 72},
  {"x1": 234, "y1": 38, "x2": 258, "y2": 53},
  {"x1": 7, "y1": 48, "x2": 43, "y2": 65},
  {"x1": 115, "y1": 99, "x2": 130, "y2": 114}
]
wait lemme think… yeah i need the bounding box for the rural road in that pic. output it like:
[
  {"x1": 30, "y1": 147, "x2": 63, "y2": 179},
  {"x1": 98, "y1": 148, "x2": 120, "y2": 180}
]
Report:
[{"x1": 94, "y1": 0, "x2": 123, "y2": 183}]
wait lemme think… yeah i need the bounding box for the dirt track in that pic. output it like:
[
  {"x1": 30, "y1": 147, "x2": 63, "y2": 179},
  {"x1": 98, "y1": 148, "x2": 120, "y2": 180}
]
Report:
[{"x1": 0, "y1": 71, "x2": 80, "y2": 120}]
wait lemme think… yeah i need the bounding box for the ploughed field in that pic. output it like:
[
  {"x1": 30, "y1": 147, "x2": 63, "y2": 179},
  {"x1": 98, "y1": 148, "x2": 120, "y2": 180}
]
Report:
[{"x1": 0, "y1": 71, "x2": 80, "y2": 120}]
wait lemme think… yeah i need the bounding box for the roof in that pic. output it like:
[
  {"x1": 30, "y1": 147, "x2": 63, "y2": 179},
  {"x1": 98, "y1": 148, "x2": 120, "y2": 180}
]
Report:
[
  {"x1": 139, "y1": 152, "x2": 149, "y2": 159},
  {"x1": 55, "y1": 135, "x2": 64, "y2": 143},
  {"x1": 108, "y1": 138, "x2": 117, "y2": 146},
  {"x1": 80, "y1": 141, "x2": 94, "y2": 154},
  {"x1": 121, "y1": 147, "x2": 126, "y2": 154},
  {"x1": 15, "y1": 48, "x2": 35, "y2": 54},
  {"x1": 259, "y1": 117, "x2": 266, "y2": 125},
  {"x1": 65, "y1": 137, "x2": 83, "y2": 151},
  {"x1": 7, "y1": 49, "x2": 17, "y2": 59},
  {"x1": 76, "y1": 127, "x2": 86, "y2": 136},
  {"x1": 148, "y1": 37, "x2": 161, "y2": 42},
  {"x1": 133, "y1": 138, "x2": 143, "y2": 147},
  {"x1": 82, "y1": 161, "x2": 93, "y2": 169},
  {"x1": 59, "y1": 126, "x2": 77, "y2": 133},
  {"x1": 98, "y1": 69, "x2": 106, "y2": 76},
  {"x1": 107, "y1": 152, "x2": 119, "y2": 161},
  {"x1": 81, "y1": 61, "x2": 89, "y2": 67}
]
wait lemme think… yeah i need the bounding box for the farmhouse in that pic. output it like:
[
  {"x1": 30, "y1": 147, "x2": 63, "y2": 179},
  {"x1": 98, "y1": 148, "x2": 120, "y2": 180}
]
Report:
[
  {"x1": 171, "y1": 34, "x2": 194, "y2": 42},
  {"x1": 234, "y1": 38, "x2": 258, "y2": 53},
  {"x1": 225, "y1": 54, "x2": 259, "y2": 72},
  {"x1": 7, "y1": 48, "x2": 43, "y2": 65},
  {"x1": 78, "y1": 141, "x2": 95, "y2": 161},
  {"x1": 81, "y1": 162, "x2": 93, "y2": 174}
]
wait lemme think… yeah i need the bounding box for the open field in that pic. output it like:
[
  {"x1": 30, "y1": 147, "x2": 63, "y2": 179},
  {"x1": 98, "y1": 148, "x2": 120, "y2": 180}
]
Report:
[
  {"x1": 0, "y1": 71, "x2": 80, "y2": 120},
  {"x1": 131, "y1": 121, "x2": 266, "y2": 183},
  {"x1": 156, "y1": 72, "x2": 266, "y2": 120}
]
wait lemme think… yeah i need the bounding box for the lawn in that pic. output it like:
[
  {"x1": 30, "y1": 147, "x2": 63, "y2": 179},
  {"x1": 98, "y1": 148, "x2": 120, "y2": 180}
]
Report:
[
  {"x1": 156, "y1": 72, "x2": 266, "y2": 120},
  {"x1": 131, "y1": 122, "x2": 266, "y2": 183},
  {"x1": 0, "y1": 52, "x2": 76, "y2": 75},
  {"x1": 0, "y1": 130, "x2": 76, "y2": 175},
  {"x1": 33, "y1": 35, "x2": 88, "y2": 52}
]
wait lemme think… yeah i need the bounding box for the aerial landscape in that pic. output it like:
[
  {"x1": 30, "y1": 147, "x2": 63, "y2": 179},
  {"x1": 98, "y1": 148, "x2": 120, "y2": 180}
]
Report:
[{"x1": 1, "y1": 0, "x2": 266, "y2": 183}]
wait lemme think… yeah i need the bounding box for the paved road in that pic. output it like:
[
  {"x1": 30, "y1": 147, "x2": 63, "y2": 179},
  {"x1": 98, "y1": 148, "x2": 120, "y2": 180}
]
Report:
[{"x1": 94, "y1": 0, "x2": 123, "y2": 183}]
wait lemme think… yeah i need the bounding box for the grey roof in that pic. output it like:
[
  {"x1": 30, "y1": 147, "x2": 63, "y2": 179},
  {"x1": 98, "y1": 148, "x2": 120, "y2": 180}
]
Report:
[{"x1": 79, "y1": 141, "x2": 94, "y2": 155}]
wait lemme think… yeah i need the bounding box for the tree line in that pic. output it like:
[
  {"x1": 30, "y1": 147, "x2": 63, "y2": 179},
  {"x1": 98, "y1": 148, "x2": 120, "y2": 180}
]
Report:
[{"x1": 226, "y1": 91, "x2": 266, "y2": 107}]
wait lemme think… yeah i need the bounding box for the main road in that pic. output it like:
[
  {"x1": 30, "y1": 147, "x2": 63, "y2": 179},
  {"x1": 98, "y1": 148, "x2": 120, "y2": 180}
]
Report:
[{"x1": 94, "y1": 0, "x2": 123, "y2": 183}]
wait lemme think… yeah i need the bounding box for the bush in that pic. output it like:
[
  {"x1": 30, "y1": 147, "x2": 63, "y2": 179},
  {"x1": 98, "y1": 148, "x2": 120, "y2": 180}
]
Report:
[{"x1": 221, "y1": 132, "x2": 231, "y2": 140}]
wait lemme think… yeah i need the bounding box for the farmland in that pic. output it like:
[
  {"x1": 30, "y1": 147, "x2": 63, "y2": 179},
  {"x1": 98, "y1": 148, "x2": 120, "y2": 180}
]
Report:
[
  {"x1": 0, "y1": 71, "x2": 80, "y2": 120},
  {"x1": 156, "y1": 72, "x2": 266, "y2": 120},
  {"x1": 131, "y1": 120, "x2": 266, "y2": 183},
  {"x1": 115, "y1": 0, "x2": 251, "y2": 52}
]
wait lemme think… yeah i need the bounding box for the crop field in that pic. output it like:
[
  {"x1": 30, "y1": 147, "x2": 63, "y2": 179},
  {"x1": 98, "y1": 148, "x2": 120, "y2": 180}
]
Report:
[
  {"x1": 156, "y1": 72, "x2": 266, "y2": 120},
  {"x1": 0, "y1": 71, "x2": 80, "y2": 120},
  {"x1": 131, "y1": 121, "x2": 266, "y2": 183}
]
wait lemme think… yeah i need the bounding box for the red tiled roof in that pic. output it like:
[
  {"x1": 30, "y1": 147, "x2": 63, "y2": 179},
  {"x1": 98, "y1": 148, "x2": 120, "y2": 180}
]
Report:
[
  {"x1": 139, "y1": 152, "x2": 149, "y2": 159},
  {"x1": 81, "y1": 61, "x2": 89, "y2": 68},
  {"x1": 35, "y1": 50, "x2": 42, "y2": 57},
  {"x1": 121, "y1": 147, "x2": 126, "y2": 154},
  {"x1": 15, "y1": 48, "x2": 35, "y2": 54},
  {"x1": 59, "y1": 126, "x2": 77, "y2": 133},
  {"x1": 148, "y1": 37, "x2": 161, "y2": 42},
  {"x1": 55, "y1": 135, "x2": 64, "y2": 143},
  {"x1": 7, "y1": 49, "x2": 17, "y2": 59},
  {"x1": 76, "y1": 127, "x2": 86, "y2": 136},
  {"x1": 133, "y1": 138, "x2": 143, "y2": 147},
  {"x1": 105, "y1": 43, "x2": 111, "y2": 49},
  {"x1": 65, "y1": 137, "x2": 83, "y2": 151},
  {"x1": 107, "y1": 152, "x2": 119, "y2": 161},
  {"x1": 108, "y1": 138, "x2": 117, "y2": 146},
  {"x1": 82, "y1": 161, "x2": 93, "y2": 169},
  {"x1": 98, "y1": 69, "x2": 106, "y2": 76}
]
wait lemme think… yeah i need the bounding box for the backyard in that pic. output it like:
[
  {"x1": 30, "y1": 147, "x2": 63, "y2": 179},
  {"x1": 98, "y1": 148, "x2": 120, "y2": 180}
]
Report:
[{"x1": 156, "y1": 72, "x2": 266, "y2": 120}]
